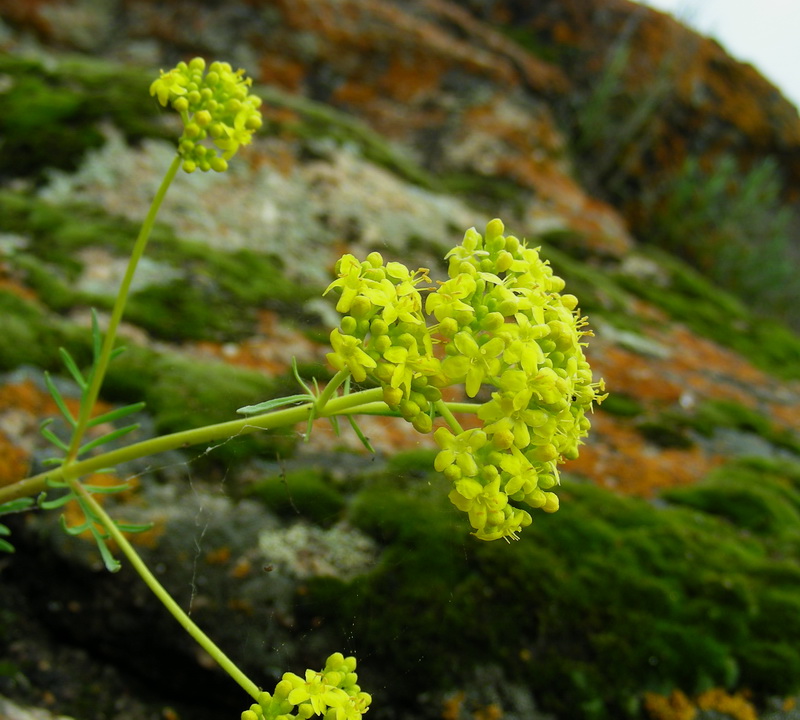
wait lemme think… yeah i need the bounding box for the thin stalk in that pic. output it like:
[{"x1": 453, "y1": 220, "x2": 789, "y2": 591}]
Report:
[
  {"x1": 1, "y1": 387, "x2": 386, "y2": 504},
  {"x1": 65, "y1": 154, "x2": 182, "y2": 463},
  {"x1": 68, "y1": 478, "x2": 261, "y2": 700},
  {"x1": 435, "y1": 399, "x2": 465, "y2": 434},
  {"x1": 314, "y1": 369, "x2": 350, "y2": 410}
]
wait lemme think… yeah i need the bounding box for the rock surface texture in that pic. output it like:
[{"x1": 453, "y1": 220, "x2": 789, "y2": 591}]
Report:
[{"x1": 1, "y1": 2, "x2": 800, "y2": 720}]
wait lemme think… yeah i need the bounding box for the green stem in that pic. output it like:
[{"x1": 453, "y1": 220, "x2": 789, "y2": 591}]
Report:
[
  {"x1": 65, "y1": 154, "x2": 182, "y2": 463},
  {"x1": 435, "y1": 399, "x2": 465, "y2": 434},
  {"x1": 314, "y1": 369, "x2": 350, "y2": 410},
  {"x1": 68, "y1": 479, "x2": 261, "y2": 700},
  {"x1": 1, "y1": 388, "x2": 386, "y2": 504}
]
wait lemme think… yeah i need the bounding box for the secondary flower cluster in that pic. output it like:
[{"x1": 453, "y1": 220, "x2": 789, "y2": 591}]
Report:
[
  {"x1": 242, "y1": 653, "x2": 371, "y2": 720},
  {"x1": 150, "y1": 57, "x2": 263, "y2": 173},
  {"x1": 325, "y1": 219, "x2": 605, "y2": 541}
]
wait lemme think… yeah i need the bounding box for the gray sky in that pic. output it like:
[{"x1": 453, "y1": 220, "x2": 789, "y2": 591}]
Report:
[{"x1": 637, "y1": 0, "x2": 800, "y2": 111}]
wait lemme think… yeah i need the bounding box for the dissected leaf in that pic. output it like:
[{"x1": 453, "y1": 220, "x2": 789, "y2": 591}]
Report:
[
  {"x1": 44, "y1": 371, "x2": 77, "y2": 427},
  {"x1": 78, "y1": 423, "x2": 140, "y2": 455},
  {"x1": 58, "y1": 347, "x2": 87, "y2": 390},
  {"x1": 237, "y1": 394, "x2": 313, "y2": 415},
  {"x1": 87, "y1": 401, "x2": 146, "y2": 428}
]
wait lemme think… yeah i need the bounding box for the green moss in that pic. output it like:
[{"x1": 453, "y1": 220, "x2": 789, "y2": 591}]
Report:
[
  {"x1": 438, "y1": 171, "x2": 530, "y2": 215},
  {"x1": 109, "y1": 352, "x2": 298, "y2": 465},
  {"x1": 125, "y1": 280, "x2": 254, "y2": 342},
  {"x1": 0, "y1": 290, "x2": 93, "y2": 372},
  {"x1": 642, "y1": 400, "x2": 800, "y2": 456},
  {"x1": 248, "y1": 469, "x2": 345, "y2": 527},
  {"x1": 539, "y1": 242, "x2": 641, "y2": 332},
  {"x1": 1, "y1": 190, "x2": 322, "y2": 341},
  {"x1": 297, "y1": 467, "x2": 800, "y2": 719},
  {"x1": 663, "y1": 458, "x2": 800, "y2": 538},
  {"x1": 257, "y1": 85, "x2": 438, "y2": 191},
  {"x1": 384, "y1": 448, "x2": 439, "y2": 478},
  {"x1": 599, "y1": 393, "x2": 644, "y2": 417},
  {"x1": 0, "y1": 54, "x2": 170, "y2": 181},
  {"x1": 615, "y1": 247, "x2": 800, "y2": 380}
]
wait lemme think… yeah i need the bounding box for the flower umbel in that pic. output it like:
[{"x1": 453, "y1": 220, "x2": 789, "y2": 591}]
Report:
[
  {"x1": 151, "y1": 57, "x2": 263, "y2": 172},
  {"x1": 242, "y1": 654, "x2": 371, "y2": 720},
  {"x1": 323, "y1": 220, "x2": 606, "y2": 541}
]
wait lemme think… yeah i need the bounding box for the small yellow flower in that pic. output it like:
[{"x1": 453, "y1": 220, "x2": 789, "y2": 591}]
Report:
[{"x1": 326, "y1": 329, "x2": 377, "y2": 382}]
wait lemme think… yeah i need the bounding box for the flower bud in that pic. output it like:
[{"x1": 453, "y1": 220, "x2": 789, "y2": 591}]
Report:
[
  {"x1": 370, "y1": 318, "x2": 389, "y2": 336},
  {"x1": 412, "y1": 413, "x2": 433, "y2": 434},
  {"x1": 366, "y1": 251, "x2": 384, "y2": 268},
  {"x1": 373, "y1": 335, "x2": 391, "y2": 354},
  {"x1": 486, "y1": 218, "x2": 504, "y2": 239},
  {"x1": 341, "y1": 316, "x2": 358, "y2": 336},
  {"x1": 421, "y1": 385, "x2": 442, "y2": 402},
  {"x1": 399, "y1": 399, "x2": 421, "y2": 420},
  {"x1": 383, "y1": 386, "x2": 403, "y2": 407},
  {"x1": 542, "y1": 492, "x2": 559, "y2": 513}
]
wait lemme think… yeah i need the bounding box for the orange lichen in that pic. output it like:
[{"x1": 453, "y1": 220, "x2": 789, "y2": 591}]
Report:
[
  {"x1": 0, "y1": 430, "x2": 29, "y2": 487},
  {"x1": 644, "y1": 689, "x2": 697, "y2": 720},
  {"x1": 257, "y1": 53, "x2": 306, "y2": 92},
  {"x1": 230, "y1": 557, "x2": 253, "y2": 579},
  {"x1": 696, "y1": 688, "x2": 757, "y2": 720},
  {"x1": 205, "y1": 546, "x2": 232, "y2": 565},
  {"x1": 566, "y1": 411, "x2": 725, "y2": 496},
  {"x1": 645, "y1": 688, "x2": 759, "y2": 720},
  {"x1": 473, "y1": 704, "x2": 502, "y2": 720},
  {"x1": 441, "y1": 691, "x2": 466, "y2": 720}
]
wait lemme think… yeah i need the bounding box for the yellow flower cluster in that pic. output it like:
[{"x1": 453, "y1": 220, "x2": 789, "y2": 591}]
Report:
[
  {"x1": 242, "y1": 653, "x2": 371, "y2": 720},
  {"x1": 324, "y1": 220, "x2": 605, "y2": 541},
  {"x1": 150, "y1": 57, "x2": 263, "y2": 172}
]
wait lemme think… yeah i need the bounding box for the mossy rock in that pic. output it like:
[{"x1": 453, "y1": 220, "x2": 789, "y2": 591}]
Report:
[
  {"x1": 0, "y1": 54, "x2": 171, "y2": 182},
  {"x1": 248, "y1": 469, "x2": 345, "y2": 527},
  {"x1": 1, "y1": 190, "x2": 322, "y2": 341},
  {"x1": 106, "y1": 351, "x2": 298, "y2": 465},
  {"x1": 663, "y1": 458, "x2": 800, "y2": 537},
  {"x1": 0, "y1": 290, "x2": 93, "y2": 372},
  {"x1": 615, "y1": 247, "x2": 800, "y2": 380},
  {"x1": 598, "y1": 393, "x2": 644, "y2": 418},
  {"x1": 295, "y1": 468, "x2": 800, "y2": 719}
]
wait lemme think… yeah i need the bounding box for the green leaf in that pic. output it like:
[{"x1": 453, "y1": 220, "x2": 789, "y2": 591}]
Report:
[
  {"x1": 95, "y1": 534, "x2": 121, "y2": 573},
  {"x1": 59, "y1": 347, "x2": 87, "y2": 390},
  {"x1": 0, "y1": 536, "x2": 14, "y2": 553},
  {"x1": 82, "y1": 482, "x2": 130, "y2": 494},
  {"x1": 42, "y1": 457, "x2": 65, "y2": 467},
  {"x1": 115, "y1": 521, "x2": 153, "y2": 533},
  {"x1": 77, "y1": 423, "x2": 139, "y2": 455},
  {"x1": 292, "y1": 356, "x2": 313, "y2": 395},
  {"x1": 347, "y1": 415, "x2": 375, "y2": 453},
  {"x1": 0, "y1": 497, "x2": 34, "y2": 515},
  {"x1": 40, "y1": 420, "x2": 69, "y2": 452},
  {"x1": 40, "y1": 491, "x2": 75, "y2": 510},
  {"x1": 327, "y1": 413, "x2": 341, "y2": 437},
  {"x1": 91, "y1": 309, "x2": 102, "y2": 362},
  {"x1": 87, "y1": 402, "x2": 146, "y2": 428},
  {"x1": 44, "y1": 371, "x2": 76, "y2": 427},
  {"x1": 0, "y1": 525, "x2": 10, "y2": 537},
  {"x1": 60, "y1": 514, "x2": 92, "y2": 535},
  {"x1": 237, "y1": 394, "x2": 313, "y2": 415}
]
